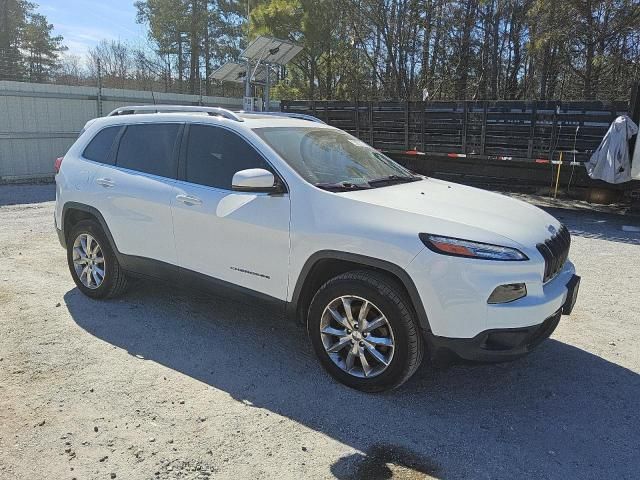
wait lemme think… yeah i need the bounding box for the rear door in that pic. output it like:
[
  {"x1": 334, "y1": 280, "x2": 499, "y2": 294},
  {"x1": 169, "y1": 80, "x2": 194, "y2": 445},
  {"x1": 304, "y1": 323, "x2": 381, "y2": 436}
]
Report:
[
  {"x1": 93, "y1": 122, "x2": 181, "y2": 266},
  {"x1": 171, "y1": 124, "x2": 291, "y2": 300}
]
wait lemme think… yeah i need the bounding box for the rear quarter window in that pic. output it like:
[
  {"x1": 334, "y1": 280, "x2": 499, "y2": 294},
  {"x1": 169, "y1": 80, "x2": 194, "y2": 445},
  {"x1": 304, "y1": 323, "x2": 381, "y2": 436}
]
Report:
[{"x1": 82, "y1": 126, "x2": 121, "y2": 165}]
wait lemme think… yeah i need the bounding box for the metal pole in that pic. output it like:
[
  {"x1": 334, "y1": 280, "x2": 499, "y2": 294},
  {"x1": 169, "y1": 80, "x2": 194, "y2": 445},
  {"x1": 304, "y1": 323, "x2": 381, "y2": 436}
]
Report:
[
  {"x1": 96, "y1": 58, "x2": 103, "y2": 117},
  {"x1": 245, "y1": 59, "x2": 252, "y2": 111},
  {"x1": 265, "y1": 64, "x2": 270, "y2": 112},
  {"x1": 244, "y1": 0, "x2": 252, "y2": 111}
]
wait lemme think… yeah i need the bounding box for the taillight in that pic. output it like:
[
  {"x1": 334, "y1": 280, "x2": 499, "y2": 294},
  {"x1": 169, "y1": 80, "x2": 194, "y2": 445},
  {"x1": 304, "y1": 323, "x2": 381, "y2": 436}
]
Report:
[{"x1": 54, "y1": 156, "x2": 63, "y2": 174}]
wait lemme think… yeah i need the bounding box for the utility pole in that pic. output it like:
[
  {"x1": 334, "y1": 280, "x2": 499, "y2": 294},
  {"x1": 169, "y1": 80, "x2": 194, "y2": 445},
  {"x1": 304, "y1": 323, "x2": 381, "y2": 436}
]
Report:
[
  {"x1": 244, "y1": 0, "x2": 253, "y2": 111},
  {"x1": 96, "y1": 58, "x2": 103, "y2": 117},
  {"x1": 264, "y1": 64, "x2": 270, "y2": 112}
]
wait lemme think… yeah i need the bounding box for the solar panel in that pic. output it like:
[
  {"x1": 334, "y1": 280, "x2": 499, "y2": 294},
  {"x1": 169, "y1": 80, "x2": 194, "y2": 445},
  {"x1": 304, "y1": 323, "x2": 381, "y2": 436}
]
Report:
[
  {"x1": 240, "y1": 36, "x2": 303, "y2": 66},
  {"x1": 210, "y1": 62, "x2": 269, "y2": 83}
]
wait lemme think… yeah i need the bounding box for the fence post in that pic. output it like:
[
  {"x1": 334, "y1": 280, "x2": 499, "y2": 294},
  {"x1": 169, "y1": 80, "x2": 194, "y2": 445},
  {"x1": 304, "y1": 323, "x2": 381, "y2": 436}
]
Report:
[
  {"x1": 421, "y1": 101, "x2": 426, "y2": 152},
  {"x1": 480, "y1": 102, "x2": 488, "y2": 155},
  {"x1": 404, "y1": 101, "x2": 410, "y2": 150},
  {"x1": 549, "y1": 101, "x2": 560, "y2": 160},
  {"x1": 462, "y1": 102, "x2": 468, "y2": 154},
  {"x1": 355, "y1": 100, "x2": 360, "y2": 139},
  {"x1": 96, "y1": 59, "x2": 103, "y2": 117},
  {"x1": 629, "y1": 81, "x2": 640, "y2": 157},
  {"x1": 527, "y1": 102, "x2": 537, "y2": 159},
  {"x1": 369, "y1": 102, "x2": 374, "y2": 147}
]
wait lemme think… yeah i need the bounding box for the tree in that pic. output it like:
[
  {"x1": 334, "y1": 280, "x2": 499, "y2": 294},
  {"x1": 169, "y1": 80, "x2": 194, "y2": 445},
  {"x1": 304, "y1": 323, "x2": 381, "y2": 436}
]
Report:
[
  {"x1": 10, "y1": 0, "x2": 638, "y2": 102},
  {"x1": 0, "y1": 0, "x2": 65, "y2": 82},
  {"x1": 0, "y1": 0, "x2": 30, "y2": 80}
]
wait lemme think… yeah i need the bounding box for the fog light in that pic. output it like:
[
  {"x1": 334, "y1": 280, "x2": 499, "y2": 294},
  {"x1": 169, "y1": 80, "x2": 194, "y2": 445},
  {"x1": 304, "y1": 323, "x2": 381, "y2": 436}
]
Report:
[{"x1": 487, "y1": 283, "x2": 527, "y2": 304}]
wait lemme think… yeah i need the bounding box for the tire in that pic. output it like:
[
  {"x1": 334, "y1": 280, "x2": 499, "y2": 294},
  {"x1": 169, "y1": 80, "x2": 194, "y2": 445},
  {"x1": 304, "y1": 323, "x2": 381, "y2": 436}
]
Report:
[
  {"x1": 66, "y1": 219, "x2": 128, "y2": 299},
  {"x1": 307, "y1": 270, "x2": 424, "y2": 392}
]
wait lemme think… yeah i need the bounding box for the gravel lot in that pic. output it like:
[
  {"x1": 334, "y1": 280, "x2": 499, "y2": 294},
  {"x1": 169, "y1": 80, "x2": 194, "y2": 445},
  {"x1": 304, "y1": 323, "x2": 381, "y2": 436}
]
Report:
[{"x1": 1, "y1": 184, "x2": 639, "y2": 480}]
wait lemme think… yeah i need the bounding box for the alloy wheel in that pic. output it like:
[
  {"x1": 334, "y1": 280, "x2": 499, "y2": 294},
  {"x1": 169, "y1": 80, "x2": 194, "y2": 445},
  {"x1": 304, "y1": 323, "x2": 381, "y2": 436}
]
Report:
[
  {"x1": 319, "y1": 295, "x2": 395, "y2": 378},
  {"x1": 72, "y1": 233, "x2": 105, "y2": 289}
]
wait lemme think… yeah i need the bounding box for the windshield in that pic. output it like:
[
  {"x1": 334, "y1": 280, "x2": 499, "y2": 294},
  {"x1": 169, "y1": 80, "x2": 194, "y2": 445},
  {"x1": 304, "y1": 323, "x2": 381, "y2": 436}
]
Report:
[{"x1": 253, "y1": 127, "x2": 419, "y2": 189}]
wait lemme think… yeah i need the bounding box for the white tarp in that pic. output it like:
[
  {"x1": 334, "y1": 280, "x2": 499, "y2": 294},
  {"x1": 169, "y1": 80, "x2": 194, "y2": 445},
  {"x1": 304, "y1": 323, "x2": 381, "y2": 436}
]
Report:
[
  {"x1": 632, "y1": 125, "x2": 640, "y2": 180},
  {"x1": 585, "y1": 115, "x2": 638, "y2": 184}
]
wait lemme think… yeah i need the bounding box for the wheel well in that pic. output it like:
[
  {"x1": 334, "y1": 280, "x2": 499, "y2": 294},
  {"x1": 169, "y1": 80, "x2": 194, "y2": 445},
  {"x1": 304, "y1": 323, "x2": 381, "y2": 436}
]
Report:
[
  {"x1": 294, "y1": 258, "x2": 413, "y2": 326},
  {"x1": 63, "y1": 208, "x2": 99, "y2": 242}
]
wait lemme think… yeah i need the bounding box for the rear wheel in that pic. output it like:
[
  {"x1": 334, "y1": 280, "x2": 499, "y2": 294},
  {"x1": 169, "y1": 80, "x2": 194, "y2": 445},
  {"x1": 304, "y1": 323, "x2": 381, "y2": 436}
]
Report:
[
  {"x1": 67, "y1": 220, "x2": 128, "y2": 299},
  {"x1": 308, "y1": 270, "x2": 424, "y2": 392}
]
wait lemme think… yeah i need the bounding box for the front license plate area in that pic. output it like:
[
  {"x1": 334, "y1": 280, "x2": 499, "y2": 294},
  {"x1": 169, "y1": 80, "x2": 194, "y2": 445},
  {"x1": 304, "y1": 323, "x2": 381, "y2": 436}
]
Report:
[{"x1": 562, "y1": 275, "x2": 580, "y2": 315}]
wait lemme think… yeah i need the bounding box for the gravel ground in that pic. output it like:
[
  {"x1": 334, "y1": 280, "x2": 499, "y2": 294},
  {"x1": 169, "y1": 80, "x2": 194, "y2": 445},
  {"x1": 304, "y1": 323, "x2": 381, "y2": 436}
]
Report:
[{"x1": 1, "y1": 184, "x2": 639, "y2": 480}]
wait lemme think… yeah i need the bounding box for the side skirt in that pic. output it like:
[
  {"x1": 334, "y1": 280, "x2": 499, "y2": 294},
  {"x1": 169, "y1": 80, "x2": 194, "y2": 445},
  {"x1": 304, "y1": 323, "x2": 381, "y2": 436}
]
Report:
[{"x1": 119, "y1": 254, "x2": 287, "y2": 315}]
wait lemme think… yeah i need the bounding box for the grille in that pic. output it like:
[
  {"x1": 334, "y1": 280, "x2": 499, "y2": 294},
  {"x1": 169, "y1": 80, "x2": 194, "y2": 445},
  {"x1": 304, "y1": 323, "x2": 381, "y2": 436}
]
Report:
[{"x1": 536, "y1": 225, "x2": 571, "y2": 283}]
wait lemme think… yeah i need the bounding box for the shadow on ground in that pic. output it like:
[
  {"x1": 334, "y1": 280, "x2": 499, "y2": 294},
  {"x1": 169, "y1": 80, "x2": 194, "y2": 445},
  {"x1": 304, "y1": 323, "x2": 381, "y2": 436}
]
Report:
[
  {"x1": 0, "y1": 183, "x2": 55, "y2": 206},
  {"x1": 545, "y1": 207, "x2": 640, "y2": 246},
  {"x1": 64, "y1": 280, "x2": 640, "y2": 479}
]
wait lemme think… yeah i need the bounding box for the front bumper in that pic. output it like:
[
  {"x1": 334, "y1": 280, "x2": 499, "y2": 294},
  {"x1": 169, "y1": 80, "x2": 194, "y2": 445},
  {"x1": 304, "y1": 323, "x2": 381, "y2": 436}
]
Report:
[
  {"x1": 427, "y1": 308, "x2": 562, "y2": 362},
  {"x1": 407, "y1": 245, "x2": 577, "y2": 338},
  {"x1": 426, "y1": 273, "x2": 580, "y2": 362}
]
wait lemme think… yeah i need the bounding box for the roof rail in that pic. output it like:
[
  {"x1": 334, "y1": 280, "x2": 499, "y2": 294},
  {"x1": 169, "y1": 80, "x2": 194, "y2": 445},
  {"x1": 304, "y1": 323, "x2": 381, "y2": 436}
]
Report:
[
  {"x1": 239, "y1": 111, "x2": 325, "y2": 124},
  {"x1": 107, "y1": 105, "x2": 244, "y2": 122}
]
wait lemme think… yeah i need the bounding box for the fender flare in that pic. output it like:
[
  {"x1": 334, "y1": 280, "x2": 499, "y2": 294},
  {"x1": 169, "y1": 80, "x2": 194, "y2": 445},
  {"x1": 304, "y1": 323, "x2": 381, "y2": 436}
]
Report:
[
  {"x1": 288, "y1": 250, "x2": 431, "y2": 332},
  {"x1": 60, "y1": 202, "x2": 120, "y2": 256}
]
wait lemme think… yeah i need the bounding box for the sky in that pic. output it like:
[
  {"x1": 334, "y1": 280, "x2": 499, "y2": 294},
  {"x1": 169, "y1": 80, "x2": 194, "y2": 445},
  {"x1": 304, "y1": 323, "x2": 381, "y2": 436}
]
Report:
[{"x1": 36, "y1": 0, "x2": 149, "y2": 59}]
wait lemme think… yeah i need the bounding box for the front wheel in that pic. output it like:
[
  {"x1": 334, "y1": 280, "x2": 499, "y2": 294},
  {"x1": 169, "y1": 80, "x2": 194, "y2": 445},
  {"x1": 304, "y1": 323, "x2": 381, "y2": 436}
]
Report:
[{"x1": 307, "y1": 270, "x2": 424, "y2": 392}]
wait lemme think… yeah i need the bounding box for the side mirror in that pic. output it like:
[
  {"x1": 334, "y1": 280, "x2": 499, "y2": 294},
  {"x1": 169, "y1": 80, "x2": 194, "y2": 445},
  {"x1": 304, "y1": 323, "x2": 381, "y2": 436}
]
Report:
[{"x1": 231, "y1": 168, "x2": 283, "y2": 193}]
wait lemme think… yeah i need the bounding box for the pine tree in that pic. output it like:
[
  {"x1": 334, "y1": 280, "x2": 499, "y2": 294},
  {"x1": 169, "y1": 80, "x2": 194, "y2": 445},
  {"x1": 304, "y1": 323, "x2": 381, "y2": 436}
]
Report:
[{"x1": 22, "y1": 12, "x2": 66, "y2": 82}]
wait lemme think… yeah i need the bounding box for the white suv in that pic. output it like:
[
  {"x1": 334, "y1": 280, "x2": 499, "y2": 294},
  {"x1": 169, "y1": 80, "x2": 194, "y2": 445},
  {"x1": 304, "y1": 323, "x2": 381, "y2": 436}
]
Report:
[{"x1": 54, "y1": 105, "x2": 580, "y2": 392}]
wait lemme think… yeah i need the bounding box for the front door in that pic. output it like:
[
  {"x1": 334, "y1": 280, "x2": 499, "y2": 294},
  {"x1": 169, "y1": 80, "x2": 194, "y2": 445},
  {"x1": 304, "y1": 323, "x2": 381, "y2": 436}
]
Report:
[{"x1": 171, "y1": 124, "x2": 291, "y2": 300}]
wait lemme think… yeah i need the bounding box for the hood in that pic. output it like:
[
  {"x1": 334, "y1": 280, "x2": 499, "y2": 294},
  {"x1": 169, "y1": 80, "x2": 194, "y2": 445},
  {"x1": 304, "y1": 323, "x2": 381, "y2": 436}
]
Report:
[{"x1": 339, "y1": 178, "x2": 560, "y2": 248}]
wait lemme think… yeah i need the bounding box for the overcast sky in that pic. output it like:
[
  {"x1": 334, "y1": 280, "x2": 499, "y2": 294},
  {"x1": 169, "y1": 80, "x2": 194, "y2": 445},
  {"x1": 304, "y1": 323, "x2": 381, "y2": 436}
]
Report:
[{"x1": 37, "y1": 0, "x2": 148, "y2": 58}]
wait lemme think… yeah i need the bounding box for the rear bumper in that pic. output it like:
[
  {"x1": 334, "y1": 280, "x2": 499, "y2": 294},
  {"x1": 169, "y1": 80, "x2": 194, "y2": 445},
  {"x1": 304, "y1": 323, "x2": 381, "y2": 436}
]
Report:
[{"x1": 427, "y1": 308, "x2": 562, "y2": 362}]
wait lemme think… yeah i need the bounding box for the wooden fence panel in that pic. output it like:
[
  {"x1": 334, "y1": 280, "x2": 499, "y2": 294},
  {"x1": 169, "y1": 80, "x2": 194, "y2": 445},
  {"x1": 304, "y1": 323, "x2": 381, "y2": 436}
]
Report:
[{"x1": 281, "y1": 99, "x2": 629, "y2": 165}]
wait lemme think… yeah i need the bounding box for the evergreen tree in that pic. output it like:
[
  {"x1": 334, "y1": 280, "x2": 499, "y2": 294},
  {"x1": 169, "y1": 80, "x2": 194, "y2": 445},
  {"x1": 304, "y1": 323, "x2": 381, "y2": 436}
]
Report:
[
  {"x1": 0, "y1": 0, "x2": 65, "y2": 82},
  {"x1": 22, "y1": 12, "x2": 65, "y2": 82}
]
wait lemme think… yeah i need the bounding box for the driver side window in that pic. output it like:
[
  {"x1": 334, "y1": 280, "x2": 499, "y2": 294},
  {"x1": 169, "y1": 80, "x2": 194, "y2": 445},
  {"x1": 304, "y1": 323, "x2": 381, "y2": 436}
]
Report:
[{"x1": 184, "y1": 125, "x2": 269, "y2": 190}]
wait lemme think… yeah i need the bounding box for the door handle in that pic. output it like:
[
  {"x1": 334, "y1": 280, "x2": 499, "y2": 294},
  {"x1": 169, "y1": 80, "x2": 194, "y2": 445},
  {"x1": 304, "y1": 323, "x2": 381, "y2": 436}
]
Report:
[
  {"x1": 175, "y1": 194, "x2": 202, "y2": 206},
  {"x1": 96, "y1": 177, "x2": 115, "y2": 188}
]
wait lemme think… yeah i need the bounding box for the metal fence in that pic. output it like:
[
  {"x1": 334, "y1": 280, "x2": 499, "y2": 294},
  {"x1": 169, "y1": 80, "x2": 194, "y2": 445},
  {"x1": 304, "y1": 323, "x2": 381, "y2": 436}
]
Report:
[
  {"x1": 281, "y1": 99, "x2": 631, "y2": 164},
  {"x1": 0, "y1": 81, "x2": 251, "y2": 182},
  {"x1": 282, "y1": 97, "x2": 640, "y2": 190}
]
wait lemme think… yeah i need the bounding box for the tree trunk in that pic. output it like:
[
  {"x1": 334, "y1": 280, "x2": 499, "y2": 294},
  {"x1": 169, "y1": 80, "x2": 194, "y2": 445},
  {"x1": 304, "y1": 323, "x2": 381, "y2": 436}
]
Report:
[
  {"x1": 455, "y1": 0, "x2": 476, "y2": 99},
  {"x1": 189, "y1": 0, "x2": 200, "y2": 95},
  {"x1": 421, "y1": 0, "x2": 432, "y2": 91},
  {"x1": 490, "y1": 0, "x2": 499, "y2": 99}
]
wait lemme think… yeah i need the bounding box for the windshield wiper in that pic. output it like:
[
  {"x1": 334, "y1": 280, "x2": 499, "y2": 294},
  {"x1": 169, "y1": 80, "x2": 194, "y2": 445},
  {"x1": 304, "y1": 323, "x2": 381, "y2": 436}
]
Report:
[
  {"x1": 367, "y1": 174, "x2": 421, "y2": 186},
  {"x1": 314, "y1": 181, "x2": 371, "y2": 191}
]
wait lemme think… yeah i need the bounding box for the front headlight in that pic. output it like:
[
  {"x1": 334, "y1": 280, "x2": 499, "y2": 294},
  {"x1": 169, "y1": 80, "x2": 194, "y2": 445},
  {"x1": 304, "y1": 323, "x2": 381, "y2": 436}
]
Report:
[{"x1": 419, "y1": 233, "x2": 528, "y2": 261}]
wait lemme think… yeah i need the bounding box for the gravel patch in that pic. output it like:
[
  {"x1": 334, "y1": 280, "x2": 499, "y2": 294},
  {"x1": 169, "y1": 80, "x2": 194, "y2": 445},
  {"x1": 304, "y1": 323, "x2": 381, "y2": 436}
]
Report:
[{"x1": 1, "y1": 184, "x2": 639, "y2": 479}]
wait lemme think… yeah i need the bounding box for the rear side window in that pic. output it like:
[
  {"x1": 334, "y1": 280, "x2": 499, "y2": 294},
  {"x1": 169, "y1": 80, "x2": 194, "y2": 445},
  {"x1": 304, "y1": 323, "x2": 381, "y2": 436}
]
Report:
[
  {"x1": 116, "y1": 124, "x2": 180, "y2": 178},
  {"x1": 82, "y1": 126, "x2": 120, "y2": 165},
  {"x1": 185, "y1": 125, "x2": 268, "y2": 189}
]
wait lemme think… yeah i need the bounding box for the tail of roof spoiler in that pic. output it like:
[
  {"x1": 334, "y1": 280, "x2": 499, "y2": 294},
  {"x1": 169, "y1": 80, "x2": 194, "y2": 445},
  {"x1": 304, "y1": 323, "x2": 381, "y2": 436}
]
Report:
[{"x1": 78, "y1": 118, "x2": 99, "y2": 137}]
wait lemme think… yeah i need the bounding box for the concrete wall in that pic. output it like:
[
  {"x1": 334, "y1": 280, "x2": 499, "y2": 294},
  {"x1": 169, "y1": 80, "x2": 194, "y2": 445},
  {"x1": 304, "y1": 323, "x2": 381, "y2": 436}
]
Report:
[{"x1": 0, "y1": 81, "x2": 261, "y2": 182}]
